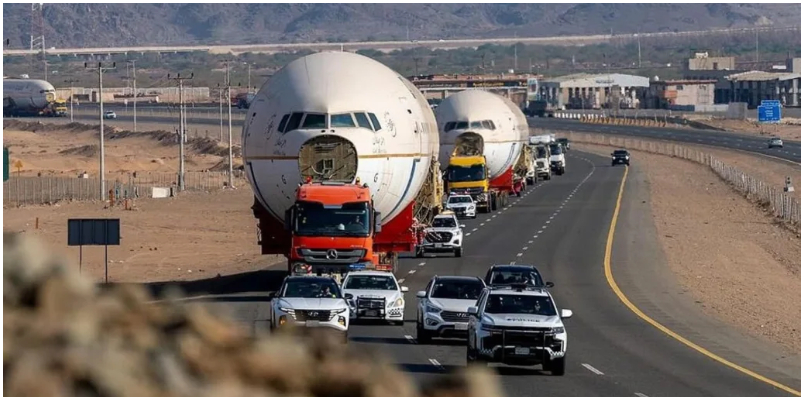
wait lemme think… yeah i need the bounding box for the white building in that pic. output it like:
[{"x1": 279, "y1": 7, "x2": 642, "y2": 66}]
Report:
[{"x1": 538, "y1": 73, "x2": 650, "y2": 110}]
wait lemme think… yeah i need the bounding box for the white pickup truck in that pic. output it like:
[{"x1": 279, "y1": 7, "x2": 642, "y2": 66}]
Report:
[{"x1": 548, "y1": 142, "x2": 566, "y2": 176}]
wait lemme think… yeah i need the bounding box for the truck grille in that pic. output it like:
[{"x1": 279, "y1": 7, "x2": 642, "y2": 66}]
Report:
[
  {"x1": 536, "y1": 161, "x2": 545, "y2": 168},
  {"x1": 426, "y1": 231, "x2": 453, "y2": 243},
  {"x1": 482, "y1": 328, "x2": 554, "y2": 349},
  {"x1": 441, "y1": 311, "x2": 471, "y2": 322},
  {"x1": 357, "y1": 297, "x2": 385, "y2": 309},
  {"x1": 293, "y1": 309, "x2": 334, "y2": 322},
  {"x1": 299, "y1": 248, "x2": 365, "y2": 264}
]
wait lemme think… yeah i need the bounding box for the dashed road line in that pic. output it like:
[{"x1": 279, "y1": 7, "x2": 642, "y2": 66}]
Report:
[
  {"x1": 429, "y1": 359, "x2": 444, "y2": 370},
  {"x1": 516, "y1": 252, "x2": 523, "y2": 257},
  {"x1": 634, "y1": 393, "x2": 648, "y2": 397},
  {"x1": 398, "y1": 278, "x2": 405, "y2": 283},
  {"x1": 408, "y1": 270, "x2": 416, "y2": 274},
  {"x1": 582, "y1": 363, "x2": 605, "y2": 375},
  {"x1": 404, "y1": 335, "x2": 416, "y2": 344},
  {"x1": 418, "y1": 262, "x2": 426, "y2": 266}
]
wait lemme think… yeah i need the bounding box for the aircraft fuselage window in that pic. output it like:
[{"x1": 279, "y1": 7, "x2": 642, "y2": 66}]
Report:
[
  {"x1": 302, "y1": 113, "x2": 327, "y2": 129},
  {"x1": 330, "y1": 113, "x2": 356, "y2": 128},
  {"x1": 285, "y1": 112, "x2": 304, "y2": 132},
  {"x1": 278, "y1": 114, "x2": 290, "y2": 133},
  {"x1": 354, "y1": 112, "x2": 373, "y2": 130},
  {"x1": 368, "y1": 112, "x2": 382, "y2": 131}
]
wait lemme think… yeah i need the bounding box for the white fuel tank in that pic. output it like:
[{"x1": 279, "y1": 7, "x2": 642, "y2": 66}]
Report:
[
  {"x1": 435, "y1": 90, "x2": 529, "y2": 180},
  {"x1": 241, "y1": 51, "x2": 439, "y2": 225}
]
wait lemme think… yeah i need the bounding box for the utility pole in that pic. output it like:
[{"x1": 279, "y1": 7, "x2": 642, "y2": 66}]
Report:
[
  {"x1": 247, "y1": 63, "x2": 252, "y2": 94},
  {"x1": 755, "y1": 28, "x2": 759, "y2": 63},
  {"x1": 223, "y1": 60, "x2": 235, "y2": 189},
  {"x1": 637, "y1": 32, "x2": 642, "y2": 68},
  {"x1": 84, "y1": 62, "x2": 116, "y2": 201},
  {"x1": 64, "y1": 78, "x2": 79, "y2": 122},
  {"x1": 216, "y1": 84, "x2": 224, "y2": 142},
  {"x1": 126, "y1": 60, "x2": 138, "y2": 131},
  {"x1": 168, "y1": 72, "x2": 194, "y2": 192}
]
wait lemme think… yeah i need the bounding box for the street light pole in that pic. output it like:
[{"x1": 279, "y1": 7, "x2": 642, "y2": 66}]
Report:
[
  {"x1": 217, "y1": 84, "x2": 224, "y2": 142},
  {"x1": 84, "y1": 62, "x2": 116, "y2": 201},
  {"x1": 224, "y1": 61, "x2": 235, "y2": 189},
  {"x1": 168, "y1": 72, "x2": 194, "y2": 192},
  {"x1": 127, "y1": 60, "x2": 138, "y2": 132}
]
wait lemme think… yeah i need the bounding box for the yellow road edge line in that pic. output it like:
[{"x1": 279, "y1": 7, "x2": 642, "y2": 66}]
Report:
[{"x1": 604, "y1": 165, "x2": 801, "y2": 397}]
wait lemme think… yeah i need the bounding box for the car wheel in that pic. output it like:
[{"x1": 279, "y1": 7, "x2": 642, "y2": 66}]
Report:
[
  {"x1": 455, "y1": 247, "x2": 463, "y2": 257},
  {"x1": 626, "y1": 162, "x2": 630, "y2": 166},
  {"x1": 466, "y1": 345, "x2": 482, "y2": 367},
  {"x1": 545, "y1": 174, "x2": 551, "y2": 181},
  {"x1": 472, "y1": 214, "x2": 477, "y2": 219},
  {"x1": 549, "y1": 356, "x2": 566, "y2": 376}
]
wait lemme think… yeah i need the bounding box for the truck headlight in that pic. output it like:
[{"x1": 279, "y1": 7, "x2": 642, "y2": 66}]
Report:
[
  {"x1": 389, "y1": 298, "x2": 404, "y2": 308},
  {"x1": 426, "y1": 304, "x2": 442, "y2": 313},
  {"x1": 548, "y1": 326, "x2": 565, "y2": 335}
]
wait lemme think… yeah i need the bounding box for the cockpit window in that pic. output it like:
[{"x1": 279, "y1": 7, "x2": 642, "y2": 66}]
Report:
[
  {"x1": 455, "y1": 121, "x2": 468, "y2": 130},
  {"x1": 302, "y1": 113, "x2": 327, "y2": 129},
  {"x1": 277, "y1": 114, "x2": 290, "y2": 133},
  {"x1": 368, "y1": 113, "x2": 382, "y2": 131},
  {"x1": 331, "y1": 113, "x2": 356, "y2": 128},
  {"x1": 481, "y1": 120, "x2": 493, "y2": 130},
  {"x1": 470, "y1": 121, "x2": 483, "y2": 129},
  {"x1": 444, "y1": 122, "x2": 456, "y2": 131},
  {"x1": 286, "y1": 112, "x2": 304, "y2": 131},
  {"x1": 354, "y1": 112, "x2": 373, "y2": 130}
]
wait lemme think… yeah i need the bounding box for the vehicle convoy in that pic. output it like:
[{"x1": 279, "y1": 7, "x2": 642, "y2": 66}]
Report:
[
  {"x1": 436, "y1": 90, "x2": 531, "y2": 213},
  {"x1": 444, "y1": 194, "x2": 477, "y2": 219},
  {"x1": 611, "y1": 149, "x2": 631, "y2": 166},
  {"x1": 416, "y1": 211, "x2": 465, "y2": 258},
  {"x1": 416, "y1": 275, "x2": 487, "y2": 342},
  {"x1": 241, "y1": 51, "x2": 444, "y2": 277},
  {"x1": 269, "y1": 275, "x2": 352, "y2": 342},
  {"x1": 529, "y1": 136, "x2": 552, "y2": 181},
  {"x1": 341, "y1": 271, "x2": 408, "y2": 325},
  {"x1": 466, "y1": 283, "x2": 572, "y2": 375},
  {"x1": 3, "y1": 78, "x2": 59, "y2": 117},
  {"x1": 549, "y1": 142, "x2": 566, "y2": 175}
]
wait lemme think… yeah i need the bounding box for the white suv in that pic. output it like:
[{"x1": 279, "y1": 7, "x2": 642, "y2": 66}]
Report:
[
  {"x1": 445, "y1": 194, "x2": 477, "y2": 219},
  {"x1": 416, "y1": 275, "x2": 487, "y2": 343},
  {"x1": 341, "y1": 271, "x2": 408, "y2": 325},
  {"x1": 466, "y1": 284, "x2": 572, "y2": 375},
  {"x1": 269, "y1": 275, "x2": 351, "y2": 342},
  {"x1": 416, "y1": 211, "x2": 465, "y2": 258}
]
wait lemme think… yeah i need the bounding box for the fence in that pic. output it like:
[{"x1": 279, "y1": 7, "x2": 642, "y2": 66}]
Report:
[
  {"x1": 3, "y1": 171, "x2": 247, "y2": 207},
  {"x1": 562, "y1": 131, "x2": 801, "y2": 229}
]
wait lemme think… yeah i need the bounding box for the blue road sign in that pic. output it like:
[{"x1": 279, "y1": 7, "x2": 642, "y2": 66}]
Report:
[
  {"x1": 758, "y1": 103, "x2": 781, "y2": 123},
  {"x1": 761, "y1": 99, "x2": 781, "y2": 107}
]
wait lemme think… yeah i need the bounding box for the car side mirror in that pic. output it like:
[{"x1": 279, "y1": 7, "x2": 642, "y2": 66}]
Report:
[
  {"x1": 546, "y1": 281, "x2": 554, "y2": 288},
  {"x1": 374, "y1": 211, "x2": 382, "y2": 233},
  {"x1": 344, "y1": 293, "x2": 354, "y2": 300},
  {"x1": 561, "y1": 309, "x2": 573, "y2": 319},
  {"x1": 416, "y1": 291, "x2": 426, "y2": 298},
  {"x1": 400, "y1": 286, "x2": 409, "y2": 293},
  {"x1": 467, "y1": 306, "x2": 478, "y2": 316}
]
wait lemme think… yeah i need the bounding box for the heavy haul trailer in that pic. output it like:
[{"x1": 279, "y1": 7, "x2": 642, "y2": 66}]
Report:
[
  {"x1": 242, "y1": 51, "x2": 443, "y2": 278},
  {"x1": 436, "y1": 90, "x2": 531, "y2": 213}
]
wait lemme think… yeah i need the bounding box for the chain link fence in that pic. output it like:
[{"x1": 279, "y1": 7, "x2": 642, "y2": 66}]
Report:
[
  {"x1": 562, "y1": 132, "x2": 801, "y2": 229},
  {"x1": 3, "y1": 171, "x2": 247, "y2": 207}
]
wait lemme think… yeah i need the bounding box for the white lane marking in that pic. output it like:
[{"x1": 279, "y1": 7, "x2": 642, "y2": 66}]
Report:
[
  {"x1": 398, "y1": 278, "x2": 406, "y2": 283},
  {"x1": 429, "y1": 359, "x2": 444, "y2": 369},
  {"x1": 528, "y1": 240, "x2": 533, "y2": 244},
  {"x1": 466, "y1": 232, "x2": 472, "y2": 236},
  {"x1": 533, "y1": 235, "x2": 538, "y2": 239},
  {"x1": 549, "y1": 216, "x2": 554, "y2": 220},
  {"x1": 516, "y1": 253, "x2": 523, "y2": 257},
  {"x1": 409, "y1": 270, "x2": 416, "y2": 274},
  {"x1": 492, "y1": 214, "x2": 497, "y2": 218},
  {"x1": 418, "y1": 262, "x2": 426, "y2": 266},
  {"x1": 404, "y1": 335, "x2": 415, "y2": 343},
  {"x1": 582, "y1": 363, "x2": 605, "y2": 375},
  {"x1": 635, "y1": 393, "x2": 648, "y2": 397},
  {"x1": 522, "y1": 247, "x2": 528, "y2": 250},
  {"x1": 538, "y1": 230, "x2": 543, "y2": 233},
  {"x1": 480, "y1": 223, "x2": 485, "y2": 226},
  {"x1": 472, "y1": 228, "x2": 478, "y2": 232},
  {"x1": 541, "y1": 226, "x2": 547, "y2": 229},
  {"x1": 485, "y1": 218, "x2": 491, "y2": 222},
  {"x1": 546, "y1": 220, "x2": 551, "y2": 224}
]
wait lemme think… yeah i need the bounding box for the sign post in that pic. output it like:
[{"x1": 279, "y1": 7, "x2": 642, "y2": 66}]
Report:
[{"x1": 67, "y1": 218, "x2": 121, "y2": 283}]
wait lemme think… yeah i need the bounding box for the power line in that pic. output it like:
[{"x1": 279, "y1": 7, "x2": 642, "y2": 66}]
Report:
[
  {"x1": 84, "y1": 61, "x2": 117, "y2": 201},
  {"x1": 167, "y1": 72, "x2": 193, "y2": 192}
]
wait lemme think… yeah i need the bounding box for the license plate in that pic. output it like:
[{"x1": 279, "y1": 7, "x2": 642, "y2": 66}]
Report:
[
  {"x1": 435, "y1": 243, "x2": 443, "y2": 248},
  {"x1": 365, "y1": 310, "x2": 379, "y2": 317},
  {"x1": 514, "y1": 347, "x2": 530, "y2": 355},
  {"x1": 454, "y1": 323, "x2": 468, "y2": 331},
  {"x1": 305, "y1": 321, "x2": 321, "y2": 327}
]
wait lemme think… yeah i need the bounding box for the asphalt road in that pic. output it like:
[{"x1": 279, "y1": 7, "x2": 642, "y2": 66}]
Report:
[{"x1": 152, "y1": 151, "x2": 799, "y2": 396}]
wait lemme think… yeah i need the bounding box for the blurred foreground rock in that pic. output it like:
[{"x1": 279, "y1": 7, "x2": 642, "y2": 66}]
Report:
[{"x1": 3, "y1": 232, "x2": 503, "y2": 396}]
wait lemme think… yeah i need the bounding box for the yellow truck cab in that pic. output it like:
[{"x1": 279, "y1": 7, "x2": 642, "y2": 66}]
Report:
[{"x1": 446, "y1": 155, "x2": 496, "y2": 213}]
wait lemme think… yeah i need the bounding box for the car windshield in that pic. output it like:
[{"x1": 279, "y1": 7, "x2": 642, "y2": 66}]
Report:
[
  {"x1": 431, "y1": 280, "x2": 485, "y2": 300},
  {"x1": 488, "y1": 269, "x2": 544, "y2": 286},
  {"x1": 485, "y1": 294, "x2": 557, "y2": 316},
  {"x1": 448, "y1": 196, "x2": 472, "y2": 204},
  {"x1": 536, "y1": 147, "x2": 548, "y2": 158},
  {"x1": 283, "y1": 279, "x2": 342, "y2": 299},
  {"x1": 293, "y1": 201, "x2": 370, "y2": 237},
  {"x1": 447, "y1": 164, "x2": 485, "y2": 182},
  {"x1": 549, "y1": 144, "x2": 563, "y2": 155},
  {"x1": 614, "y1": 151, "x2": 628, "y2": 156},
  {"x1": 432, "y1": 217, "x2": 457, "y2": 228},
  {"x1": 344, "y1": 275, "x2": 398, "y2": 291}
]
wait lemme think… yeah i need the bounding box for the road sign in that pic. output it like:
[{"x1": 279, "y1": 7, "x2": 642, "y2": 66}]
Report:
[
  {"x1": 67, "y1": 218, "x2": 121, "y2": 283},
  {"x1": 3, "y1": 147, "x2": 8, "y2": 182},
  {"x1": 758, "y1": 102, "x2": 781, "y2": 123}
]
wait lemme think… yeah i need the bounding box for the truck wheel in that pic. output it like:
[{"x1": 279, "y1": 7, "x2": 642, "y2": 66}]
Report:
[
  {"x1": 490, "y1": 195, "x2": 498, "y2": 211},
  {"x1": 527, "y1": 177, "x2": 535, "y2": 185},
  {"x1": 455, "y1": 248, "x2": 463, "y2": 257},
  {"x1": 415, "y1": 246, "x2": 424, "y2": 258},
  {"x1": 549, "y1": 356, "x2": 566, "y2": 376}
]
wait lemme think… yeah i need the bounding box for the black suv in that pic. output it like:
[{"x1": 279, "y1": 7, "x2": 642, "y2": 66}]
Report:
[
  {"x1": 483, "y1": 264, "x2": 554, "y2": 288},
  {"x1": 611, "y1": 149, "x2": 630, "y2": 166}
]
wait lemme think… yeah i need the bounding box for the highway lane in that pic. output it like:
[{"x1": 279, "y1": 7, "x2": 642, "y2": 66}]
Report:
[
  {"x1": 533, "y1": 118, "x2": 801, "y2": 163},
  {"x1": 179, "y1": 150, "x2": 796, "y2": 396}
]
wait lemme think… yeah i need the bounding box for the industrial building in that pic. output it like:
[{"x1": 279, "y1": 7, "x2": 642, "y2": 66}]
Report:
[
  {"x1": 726, "y1": 71, "x2": 801, "y2": 108},
  {"x1": 642, "y1": 79, "x2": 717, "y2": 110},
  {"x1": 537, "y1": 73, "x2": 650, "y2": 110}
]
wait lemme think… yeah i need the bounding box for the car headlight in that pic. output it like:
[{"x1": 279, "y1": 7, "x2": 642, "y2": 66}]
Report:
[
  {"x1": 612, "y1": 156, "x2": 616, "y2": 159},
  {"x1": 426, "y1": 304, "x2": 442, "y2": 313},
  {"x1": 333, "y1": 308, "x2": 348, "y2": 314},
  {"x1": 480, "y1": 323, "x2": 500, "y2": 332},
  {"x1": 625, "y1": 155, "x2": 629, "y2": 159},
  {"x1": 279, "y1": 307, "x2": 294, "y2": 313},
  {"x1": 389, "y1": 298, "x2": 404, "y2": 308},
  {"x1": 548, "y1": 326, "x2": 565, "y2": 335}
]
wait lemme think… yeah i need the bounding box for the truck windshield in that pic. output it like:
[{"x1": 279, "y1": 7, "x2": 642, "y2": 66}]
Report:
[
  {"x1": 485, "y1": 294, "x2": 557, "y2": 316},
  {"x1": 550, "y1": 144, "x2": 563, "y2": 156},
  {"x1": 447, "y1": 164, "x2": 485, "y2": 182},
  {"x1": 294, "y1": 201, "x2": 371, "y2": 237},
  {"x1": 536, "y1": 147, "x2": 547, "y2": 158}
]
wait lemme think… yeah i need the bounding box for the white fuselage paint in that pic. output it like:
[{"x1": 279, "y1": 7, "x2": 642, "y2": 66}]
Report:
[
  {"x1": 241, "y1": 51, "x2": 439, "y2": 225},
  {"x1": 3, "y1": 79, "x2": 57, "y2": 110},
  {"x1": 435, "y1": 90, "x2": 529, "y2": 180}
]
